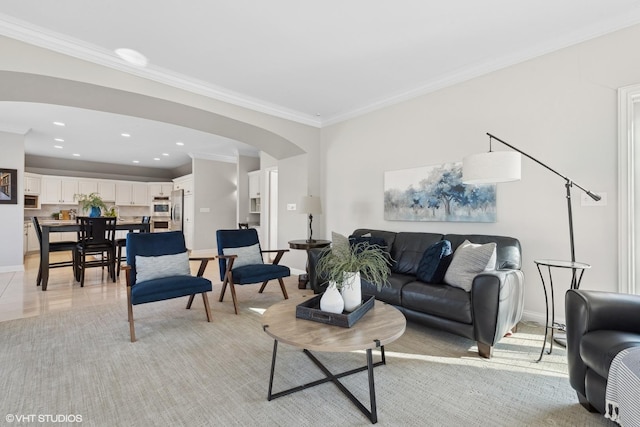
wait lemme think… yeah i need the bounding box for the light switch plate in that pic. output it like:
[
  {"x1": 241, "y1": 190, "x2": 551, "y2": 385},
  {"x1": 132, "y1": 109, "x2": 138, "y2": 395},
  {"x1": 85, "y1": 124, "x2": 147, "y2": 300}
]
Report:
[
  {"x1": 199, "y1": 207, "x2": 210, "y2": 213},
  {"x1": 287, "y1": 203, "x2": 296, "y2": 211},
  {"x1": 580, "y1": 192, "x2": 607, "y2": 207}
]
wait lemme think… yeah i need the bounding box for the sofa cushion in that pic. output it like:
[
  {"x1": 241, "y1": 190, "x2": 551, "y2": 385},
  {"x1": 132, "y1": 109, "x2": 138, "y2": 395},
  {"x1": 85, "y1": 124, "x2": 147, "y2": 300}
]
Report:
[
  {"x1": 444, "y1": 234, "x2": 521, "y2": 270},
  {"x1": 443, "y1": 240, "x2": 496, "y2": 292},
  {"x1": 361, "y1": 273, "x2": 414, "y2": 306},
  {"x1": 416, "y1": 240, "x2": 453, "y2": 284},
  {"x1": 390, "y1": 232, "x2": 444, "y2": 275},
  {"x1": 580, "y1": 330, "x2": 640, "y2": 378},
  {"x1": 401, "y1": 281, "x2": 472, "y2": 324}
]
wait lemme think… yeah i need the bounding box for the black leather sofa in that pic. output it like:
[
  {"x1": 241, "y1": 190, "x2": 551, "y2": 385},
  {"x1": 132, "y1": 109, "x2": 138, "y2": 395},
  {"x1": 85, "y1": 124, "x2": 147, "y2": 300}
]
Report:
[
  {"x1": 566, "y1": 289, "x2": 640, "y2": 414},
  {"x1": 309, "y1": 229, "x2": 525, "y2": 358}
]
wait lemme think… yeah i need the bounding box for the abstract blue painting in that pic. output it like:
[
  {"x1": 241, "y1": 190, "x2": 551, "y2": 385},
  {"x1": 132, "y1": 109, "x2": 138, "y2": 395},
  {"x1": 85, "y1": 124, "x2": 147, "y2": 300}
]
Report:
[{"x1": 384, "y1": 162, "x2": 496, "y2": 222}]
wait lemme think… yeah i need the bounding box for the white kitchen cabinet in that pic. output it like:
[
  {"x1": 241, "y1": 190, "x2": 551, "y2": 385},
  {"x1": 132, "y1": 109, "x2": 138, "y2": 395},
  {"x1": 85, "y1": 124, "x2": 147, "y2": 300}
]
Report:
[
  {"x1": 78, "y1": 180, "x2": 98, "y2": 196},
  {"x1": 183, "y1": 193, "x2": 194, "y2": 250},
  {"x1": 248, "y1": 171, "x2": 260, "y2": 198},
  {"x1": 248, "y1": 170, "x2": 261, "y2": 213},
  {"x1": 27, "y1": 222, "x2": 39, "y2": 253},
  {"x1": 98, "y1": 181, "x2": 116, "y2": 202},
  {"x1": 24, "y1": 173, "x2": 41, "y2": 195},
  {"x1": 23, "y1": 222, "x2": 28, "y2": 255},
  {"x1": 148, "y1": 182, "x2": 174, "y2": 200},
  {"x1": 41, "y1": 177, "x2": 78, "y2": 204},
  {"x1": 115, "y1": 182, "x2": 148, "y2": 206},
  {"x1": 173, "y1": 174, "x2": 193, "y2": 196}
]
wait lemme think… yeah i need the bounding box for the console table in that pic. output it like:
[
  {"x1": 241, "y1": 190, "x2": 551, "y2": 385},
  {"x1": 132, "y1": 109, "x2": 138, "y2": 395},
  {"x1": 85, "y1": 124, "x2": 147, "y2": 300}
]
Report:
[
  {"x1": 534, "y1": 259, "x2": 591, "y2": 362},
  {"x1": 288, "y1": 239, "x2": 331, "y2": 289}
]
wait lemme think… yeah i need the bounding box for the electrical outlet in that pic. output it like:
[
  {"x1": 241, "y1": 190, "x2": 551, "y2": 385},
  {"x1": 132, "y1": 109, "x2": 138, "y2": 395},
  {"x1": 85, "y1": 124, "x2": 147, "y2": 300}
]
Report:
[
  {"x1": 580, "y1": 192, "x2": 607, "y2": 207},
  {"x1": 287, "y1": 203, "x2": 296, "y2": 211}
]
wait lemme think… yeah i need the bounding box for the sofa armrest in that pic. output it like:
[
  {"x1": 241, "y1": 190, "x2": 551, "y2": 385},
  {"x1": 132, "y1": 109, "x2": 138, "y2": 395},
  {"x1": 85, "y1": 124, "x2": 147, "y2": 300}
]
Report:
[
  {"x1": 471, "y1": 269, "x2": 525, "y2": 347},
  {"x1": 565, "y1": 289, "x2": 640, "y2": 397},
  {"x1": 308, "y1": 248, "x2": 328, "y2": 293}
]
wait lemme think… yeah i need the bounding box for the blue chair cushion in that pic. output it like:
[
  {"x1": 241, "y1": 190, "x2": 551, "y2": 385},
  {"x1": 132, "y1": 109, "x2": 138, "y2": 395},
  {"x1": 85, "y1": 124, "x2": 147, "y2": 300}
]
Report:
[
  {"x1": 131, "y1": 276, "x2": 212, "y2": 305},
  {"x1": 231, "y1": 264, "x2": 290, "y2": 285}
]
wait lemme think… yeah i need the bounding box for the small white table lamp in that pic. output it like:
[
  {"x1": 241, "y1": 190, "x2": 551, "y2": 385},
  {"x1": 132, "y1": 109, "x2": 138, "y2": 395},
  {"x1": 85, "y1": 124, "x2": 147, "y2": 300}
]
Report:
[{"x1": 299, "y1": 195, "x2": 322, "y2": 242}]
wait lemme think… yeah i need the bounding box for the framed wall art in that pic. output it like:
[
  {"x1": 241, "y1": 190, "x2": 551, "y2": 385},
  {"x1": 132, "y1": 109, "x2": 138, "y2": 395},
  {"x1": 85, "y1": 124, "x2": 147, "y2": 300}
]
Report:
[
  {"x1": 0, "y1": 168, "x2": 18, "y2": 205},
  {"x1": 384, "y1": 162, "x2": 496, "y2": 222}
]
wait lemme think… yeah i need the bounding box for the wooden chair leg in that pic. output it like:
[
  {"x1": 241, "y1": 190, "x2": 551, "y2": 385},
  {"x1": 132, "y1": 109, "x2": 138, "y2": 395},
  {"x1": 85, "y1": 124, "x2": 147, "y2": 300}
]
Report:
[
  {"x1": 202, "y1": 293, "x2": 212, "y2": 322},
  {"x1": 36, "y1": 263, "x2": 42, "y2": 286},
  {"x1": 127, "y1": 289, "x2": 136, "y2": 342},
  {"x1": 278, "y1": 277, "x2": 289, "y2": 299},
  {"x1": 258, "y1": 280, "x2": 268, "y2": 293},
  {"x1": 186, "y1": 294, "x2": 195, "y2": 309},
  {"x1": 219, "y1": 278, "x2": 228, "y2": 302},
  {"x1": 117, "y1": 245, "x2": 123, "y2": 277},
  {"x1": 229, "y1": 283, "x2": 239, "y2": 315}
]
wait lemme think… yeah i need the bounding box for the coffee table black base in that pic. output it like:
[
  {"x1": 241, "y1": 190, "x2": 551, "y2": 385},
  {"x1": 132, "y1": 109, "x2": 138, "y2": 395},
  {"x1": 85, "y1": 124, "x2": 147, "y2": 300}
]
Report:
[{"x1": 267, "y1": 340, "x2": 386, "y2": 424}]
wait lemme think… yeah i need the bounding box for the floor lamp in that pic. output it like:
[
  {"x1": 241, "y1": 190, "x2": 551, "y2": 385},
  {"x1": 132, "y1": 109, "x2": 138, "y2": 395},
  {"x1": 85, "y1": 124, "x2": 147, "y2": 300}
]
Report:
[{"x1": 462, "y1": 132, "x2": 600, "y2": 273}]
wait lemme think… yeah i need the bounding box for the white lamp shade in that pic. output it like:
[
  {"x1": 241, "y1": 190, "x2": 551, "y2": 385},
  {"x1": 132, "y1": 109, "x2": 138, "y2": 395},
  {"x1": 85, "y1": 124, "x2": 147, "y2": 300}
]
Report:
[
  {"x1": 462, "y1": 151, "x2": 522, "y2": 184},
  {"x1": 298, "y1": 195, "x2": 322, "y2": 214}
]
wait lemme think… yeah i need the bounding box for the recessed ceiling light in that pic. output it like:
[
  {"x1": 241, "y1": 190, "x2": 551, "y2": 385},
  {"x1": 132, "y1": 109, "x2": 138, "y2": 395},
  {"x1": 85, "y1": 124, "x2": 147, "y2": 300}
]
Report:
[
  {"x1": 54, "y1": 145, "x2": 63, "y2": 149},
  {"x1": 54, "y1": 138, "x2": 64, "y2": 142},
  {"x1": 176, "y1": 141, "x2": 184, "y2": 146},
  {"x1": 162, "y1": 153, "x2": 169, "y2": 156},
  {"x1": 132, "y1": 160, "x2": 140, "y2": 164},
  {"x1": 72, "y1": 153, "x2": 80, "y2": 157},
  {"x1": 53, "y1": 121, "x2": 65, "y2": 127},
  {"x1": 115, "y1": 48, "x2": 148, "y2": 67},
  {"x1": 153, "y1": 158, "x2": 160, "y2": 161},
  {"x1": 121, "y1": 133, "x2": 131, "y2": 137}
]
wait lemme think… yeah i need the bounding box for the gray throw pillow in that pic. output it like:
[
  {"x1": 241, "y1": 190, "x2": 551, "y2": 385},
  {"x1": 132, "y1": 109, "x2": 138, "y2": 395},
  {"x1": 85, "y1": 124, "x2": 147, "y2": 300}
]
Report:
[
  {"x1": 135, "y1": 251, "x2": 191, "y2": 283},
  {"x1": 443, "y1": 240, "x2": 497, "y2": 292},
  {"x1": 222, "y1": 243, "x2": 263, "y2": 268}
]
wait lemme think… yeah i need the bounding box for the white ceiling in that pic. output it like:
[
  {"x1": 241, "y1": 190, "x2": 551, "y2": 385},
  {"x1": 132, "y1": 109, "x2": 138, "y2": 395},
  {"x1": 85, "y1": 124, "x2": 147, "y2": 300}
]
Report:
[{"x1": 2, "y1": 0, "x2": 640, "y2": 168}]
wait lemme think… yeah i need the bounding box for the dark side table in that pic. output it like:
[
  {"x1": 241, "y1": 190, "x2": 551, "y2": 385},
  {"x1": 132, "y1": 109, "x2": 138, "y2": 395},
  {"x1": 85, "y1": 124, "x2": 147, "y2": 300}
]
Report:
[
  {"x1": 288, "y1": 239, "x2": 331, "y2": 289},
  {"x1": 534, "y1": 259, "x2": 591, "y2": 362}
]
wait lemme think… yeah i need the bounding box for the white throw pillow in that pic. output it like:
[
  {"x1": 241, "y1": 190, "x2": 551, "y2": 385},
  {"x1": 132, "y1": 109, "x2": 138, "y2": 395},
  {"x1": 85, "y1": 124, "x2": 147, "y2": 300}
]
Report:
[
  {"x1": 135, "y1": 251, "x2": 191, "y2": 283},
  {"x1": 443, "y1": 240, "x2": 497, "y2": 292},
  {"x1": 222, "y1": 243, "x2": 263, "y2": 268}
]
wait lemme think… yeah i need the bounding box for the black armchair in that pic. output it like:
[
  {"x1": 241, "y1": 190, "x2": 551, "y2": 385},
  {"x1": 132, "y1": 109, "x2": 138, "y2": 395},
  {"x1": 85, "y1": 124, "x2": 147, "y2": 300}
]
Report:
[{"x1": 565, "y1": 289, "x2": 640, "y2": 414}]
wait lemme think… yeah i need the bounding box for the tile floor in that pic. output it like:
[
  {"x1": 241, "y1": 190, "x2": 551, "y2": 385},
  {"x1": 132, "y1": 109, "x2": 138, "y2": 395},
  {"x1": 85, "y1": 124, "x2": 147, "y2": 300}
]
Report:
[{"x1": 0, "y1": 252, "x2": 230, "y2": 323}]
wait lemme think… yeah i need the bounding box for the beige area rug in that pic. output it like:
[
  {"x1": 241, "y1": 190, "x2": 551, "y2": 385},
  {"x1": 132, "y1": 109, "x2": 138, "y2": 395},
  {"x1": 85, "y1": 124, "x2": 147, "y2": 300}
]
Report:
[{"x1": 0, "y1": 284, "x2": 611, "y2": 426}]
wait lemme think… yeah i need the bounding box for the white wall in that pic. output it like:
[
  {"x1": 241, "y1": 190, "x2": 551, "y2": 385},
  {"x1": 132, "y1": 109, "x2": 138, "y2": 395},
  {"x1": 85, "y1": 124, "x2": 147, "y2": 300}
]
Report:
[
  {"x1": 0, "y1": 131, "x2": 25, "y2": 272},
  {"x1": 321, "y1": 23, "x2": 640, "y2": 323},
  {"x1": 192, "y1": 158, "x2": 237, "y2": 252}
]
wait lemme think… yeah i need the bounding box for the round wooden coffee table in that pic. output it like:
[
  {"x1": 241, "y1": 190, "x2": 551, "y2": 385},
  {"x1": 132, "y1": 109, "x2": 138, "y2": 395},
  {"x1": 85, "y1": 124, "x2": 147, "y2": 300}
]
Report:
[{"x1": 262, "y1": 296, "x2": 406, "y2": 424}]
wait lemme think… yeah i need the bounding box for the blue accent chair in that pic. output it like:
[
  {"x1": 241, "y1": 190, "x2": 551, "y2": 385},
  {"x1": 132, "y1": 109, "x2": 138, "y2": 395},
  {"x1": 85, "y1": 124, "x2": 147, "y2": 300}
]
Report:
[
  {"x1": 124, "y1": 231, "x2": 214, "y2": 342},
  {"x1": 216, "y1": 229, "x2": 290, "y2": 314}
]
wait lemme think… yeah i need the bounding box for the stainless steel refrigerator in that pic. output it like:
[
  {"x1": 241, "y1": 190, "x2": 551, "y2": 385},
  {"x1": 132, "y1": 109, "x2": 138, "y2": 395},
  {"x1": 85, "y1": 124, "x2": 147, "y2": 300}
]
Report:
[{"x1": 171, "y1": 189, "x2": 184, "y2": 232}]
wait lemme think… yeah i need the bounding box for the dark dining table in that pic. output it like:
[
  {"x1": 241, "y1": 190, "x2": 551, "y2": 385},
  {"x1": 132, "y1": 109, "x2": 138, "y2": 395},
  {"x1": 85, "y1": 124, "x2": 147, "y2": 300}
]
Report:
[{"x1": 39, "y1": 221, "x2": 151, "y2": 291}]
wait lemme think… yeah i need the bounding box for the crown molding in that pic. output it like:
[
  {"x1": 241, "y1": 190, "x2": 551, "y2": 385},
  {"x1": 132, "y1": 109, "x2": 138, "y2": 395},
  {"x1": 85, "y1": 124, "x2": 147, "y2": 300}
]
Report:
[
  {"x1": 0, "y1": 14, "x2": 322, "y2": 128},
  {"x1": 321, "y1": 13, "x2": 640, "y2": 126},
  {"x1": 0, "y1": 124, "x2": 30, "y2": 135},
  {"x1": 188, "y1": 151, "x2": 238, "y2": 164}
]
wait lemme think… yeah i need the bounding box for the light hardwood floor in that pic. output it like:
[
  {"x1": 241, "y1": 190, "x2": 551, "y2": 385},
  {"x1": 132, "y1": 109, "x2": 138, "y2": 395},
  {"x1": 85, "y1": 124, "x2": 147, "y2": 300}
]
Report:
[{"x1": 0, "y1": 252, "x2": 304, "y2": 323}]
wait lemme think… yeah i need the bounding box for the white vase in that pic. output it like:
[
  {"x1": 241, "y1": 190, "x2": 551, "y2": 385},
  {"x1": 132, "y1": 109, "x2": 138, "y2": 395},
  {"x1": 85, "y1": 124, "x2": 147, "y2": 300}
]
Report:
[
  {"x1": 320, "y1": 281, "x2": 344, "y2": 314},
  {"x1": 341, "y1": 271, "x2": 362, "y2": 312}
]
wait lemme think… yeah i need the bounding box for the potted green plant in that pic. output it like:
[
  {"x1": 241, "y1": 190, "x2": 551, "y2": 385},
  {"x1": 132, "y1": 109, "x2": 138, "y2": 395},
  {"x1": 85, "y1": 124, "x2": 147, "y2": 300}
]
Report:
[
  {"x1": 74, "y1": 192, "x2": 107, "y2": 217},
  {"x1": 316, "y1": 232, "x2": 391, "y2": 312}
]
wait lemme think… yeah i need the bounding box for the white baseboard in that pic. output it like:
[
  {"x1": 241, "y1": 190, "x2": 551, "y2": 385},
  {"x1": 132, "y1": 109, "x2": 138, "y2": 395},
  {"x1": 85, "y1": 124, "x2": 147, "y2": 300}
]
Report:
[
  {"x1": 0, "y1": 264, "x2": 25, "y2": 273},
  {"x1": 521, "y1": 309, "x2": 565, "y2": 328}
]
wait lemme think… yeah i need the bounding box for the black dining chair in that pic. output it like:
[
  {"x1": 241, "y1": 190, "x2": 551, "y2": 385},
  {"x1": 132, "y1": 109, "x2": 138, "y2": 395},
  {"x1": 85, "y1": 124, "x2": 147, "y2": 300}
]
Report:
[
  {"x1": 116, "y1": 216, "x2": 150, "y2": 277},
  {"x1": 75, "y1": 216, "x2": 117, "y2": 286},
  {"x1": 32, "y1": 217, "x2": 77, "y2": 287}
]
